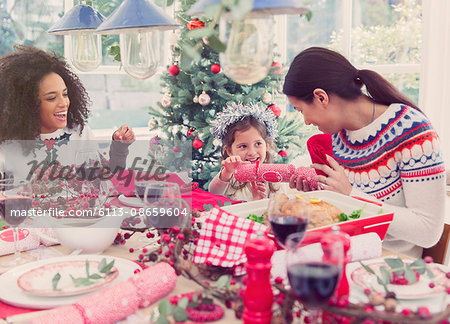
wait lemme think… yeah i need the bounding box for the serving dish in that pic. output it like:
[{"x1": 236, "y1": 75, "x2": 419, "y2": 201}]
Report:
[{"x1": 221, "y1": 190, "x2": 394, "y2": 245}]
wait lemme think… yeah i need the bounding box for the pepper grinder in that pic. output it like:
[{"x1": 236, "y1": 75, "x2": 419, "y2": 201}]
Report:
[{"x1": 243, "y1": 232, "x2": 276, "y2": 324}]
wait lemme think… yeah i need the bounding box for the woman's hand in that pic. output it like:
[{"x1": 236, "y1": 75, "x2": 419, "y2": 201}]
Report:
[
  {"x1": 288, "y1": 174, "x2": 314, "y2": 192},
  {"x1": 113, "y1": 124, "x2": 135, "y2": 143},
  {"x1": 251, "y1": 181, "x2": 266, "y2": 200},
  {"x1": 311, "y1": 155, "x2": 352, "y2": 195},
  {"x1": 220, "y1": 156, "x2": 249, "y2": 181}
]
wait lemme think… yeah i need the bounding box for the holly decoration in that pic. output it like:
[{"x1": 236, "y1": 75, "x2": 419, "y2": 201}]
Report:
[
  {"x1": 193, "y1": 138, "x2": 203, "y2": 149},
  {"x1": 211, "y1": 63, "x2": 221, "y2": 74},
  {"x1": 168, "y1": 64, "x2": 180, "y2": 76},
  {"x1": 268, "y1": 104, "x2": 281, "y2": 118},
  {"x1": 271, "y1": 62, "x2": 283, "y2": 74},
  {"x1": 187, "y1": 18, "x2": 205, "y2": 30}
]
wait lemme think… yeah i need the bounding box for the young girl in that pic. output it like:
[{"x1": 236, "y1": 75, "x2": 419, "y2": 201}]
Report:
[
  {"x1": 283, "y1": 47, "x2": 446, "y2": 258},
  {"x1": 209, "y1": 102, "x2": 282, "y2": 201},
  {"x1": 0, "y1": 45, "x2": 135, "y2": 179}
]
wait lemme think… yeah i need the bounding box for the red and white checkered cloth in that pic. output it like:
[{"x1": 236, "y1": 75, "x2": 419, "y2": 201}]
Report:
[{"x1": 193, "y1": 207, "x2": 268, "y2": 276}]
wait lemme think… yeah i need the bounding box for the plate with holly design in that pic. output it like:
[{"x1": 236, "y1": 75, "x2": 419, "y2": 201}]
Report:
[{"x1": 350, "y1": 259, "x2": 450, "y2": 299}]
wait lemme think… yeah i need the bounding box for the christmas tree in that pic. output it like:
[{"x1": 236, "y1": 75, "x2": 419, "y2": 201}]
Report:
[{"x1": 147, "y1": 0, "x2": 309, "y2": 189}]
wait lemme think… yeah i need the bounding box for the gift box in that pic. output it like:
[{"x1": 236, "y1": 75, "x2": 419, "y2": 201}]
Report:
[{"x1": 220, "y1": 190, "x2": 393, "y2": 245}]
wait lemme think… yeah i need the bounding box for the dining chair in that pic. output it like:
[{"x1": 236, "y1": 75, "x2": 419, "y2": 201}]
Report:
[{"x1": 422, "y1": 223, "x2": 450, "y2": 265}]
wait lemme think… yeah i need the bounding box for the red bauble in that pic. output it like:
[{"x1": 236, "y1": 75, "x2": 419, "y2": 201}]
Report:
[
  {"x1": 168, "y1": 64, "x2": 179, "y2": 76},
  {"x1": 278, "y1": 150, "x2": 288, "y2": 157},
  {"x1": 187, "y1": 128, "x2": 194, "y2": 137},
  {"x1": 269, "y1": 104, "x2": 281, "y2": 118},
  {"x1": 271, "y1": 62, "x2": 282, "y2": 74},
  {"x1": 193, "y1": 138, "x2": 203, "y2": 149},
  {"x1": 187, "y1": 18, "x2": 205, "y2": 30},
  {"x1": 173, "y1": 146, "x2": 179, "y2": 152},
  {"x1": 211, "y1": 63, "x2": 221, "y2": 74}
]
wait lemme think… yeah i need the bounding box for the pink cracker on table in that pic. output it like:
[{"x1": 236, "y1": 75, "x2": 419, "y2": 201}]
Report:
[
  {"x1": 193, "y1": 207, "x2": 268, "y2": 276},
  {"x1": 31, "y1": 262, "x2": 177, "y2": 324}
]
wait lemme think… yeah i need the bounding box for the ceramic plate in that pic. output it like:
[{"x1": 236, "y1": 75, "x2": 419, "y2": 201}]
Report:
[
  {"x1": 350, "y1": 261, "x2": 449, "y2": 299},
  {"x1": 17, "y1": 260, "x2": 119, "y2": 297},
  {"x1": 118, "y1": 194, "x2": 145, "y2": 208},
  {"x1": 0, "y1": 255, "x2": 140, "y2": 309}
]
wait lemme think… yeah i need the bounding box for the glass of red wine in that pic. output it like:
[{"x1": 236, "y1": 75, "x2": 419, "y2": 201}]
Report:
[
  {"x1": 267, "y1": 193, "x2": 310, "y2": 248},
  {"x1": 286, "y1": 231, "x2": 343, "y2": 323},
  {"x1": 0, "y1": 178, "x2": 34, "y2": 267}
]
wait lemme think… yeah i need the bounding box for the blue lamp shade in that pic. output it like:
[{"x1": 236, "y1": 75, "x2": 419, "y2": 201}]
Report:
[
  {"x1": 47, "y1": 5, "x2": 104, "y2": 35},
  {"x1": 187, "y1": 0, "x2": 308, "y2": 16},
  {"x1": 96, "y1": 0, "x2": 180, "y2": 35}
]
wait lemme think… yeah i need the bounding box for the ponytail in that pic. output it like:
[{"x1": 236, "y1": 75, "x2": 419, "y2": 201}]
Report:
[{"x1": 283, "y1": 47, "x2": 421, "y2": 112}]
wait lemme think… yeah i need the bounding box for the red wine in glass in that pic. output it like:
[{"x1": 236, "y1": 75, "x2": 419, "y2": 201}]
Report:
[
  {"x1": 287, "y1": 262, "x2": 340, "y2": 308},
  {"x1": 269, "y1": 216, "x2": 308, "y2": 247},
  {"x1": 0, "y1": 196, "x2": 32, "y2": 226}
]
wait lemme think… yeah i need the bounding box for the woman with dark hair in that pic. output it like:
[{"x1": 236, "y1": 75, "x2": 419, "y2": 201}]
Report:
[
  {"x1": 0, "y1": 45, "x2": 135, "y2": 178},
  {"x1": 284, "y1": 47, "x2": 446, "y2": 257}
]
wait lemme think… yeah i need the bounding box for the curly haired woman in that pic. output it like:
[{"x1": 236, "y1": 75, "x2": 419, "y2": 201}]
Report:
[{"x1": 0, "y1": 45, "x2": 135, "y2": 179}]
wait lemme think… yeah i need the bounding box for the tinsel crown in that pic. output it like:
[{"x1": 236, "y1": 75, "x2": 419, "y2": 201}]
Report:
[{"x1": 210, "y1": 102, "x2": 278, "y2": 142}]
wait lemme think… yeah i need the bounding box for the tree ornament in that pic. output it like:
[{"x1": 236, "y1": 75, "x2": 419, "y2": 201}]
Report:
[
  {"x1": 193, "y1": 138, "x2": 203, "y2": 149},
  {"x1": 148, "y1": 117, "x2": 158, "y2": 128},
  {"x1": 193, "y1": 95, "x2": 199, "y2": 103},
  {"x1": 198, "y1": 91, "x2": 211, "y2": 106},
  {"x1": 160, "y1": 93, "x2": 172, "y2": 108},
  {"x1": 168, "y1": 64, "x2": 179, "y2": 76},
  {"x1": 173, "y1": 146, "x2": 179, "y2": 152},
  {"x1": 211, "y1": 63, "x2": 221, "y2": 74},
  {"x1": 268, "y1": 104, "x2": 281, "y2": 118},
  {"x1": 261, "y1": 91, "x2": 272, "y2": 104},
  {"x1": 187, "y1": 18, "x2": 205, "y2": 30},
  {"x1": 278, "y1": 150, "x2": 288, "y2": 157},
  {"x1": 271, "y1": 62, "x2": 283, "y2": 74},
  {"x1": 187, "y1": 128, "x2": 194, "y2": 137}
]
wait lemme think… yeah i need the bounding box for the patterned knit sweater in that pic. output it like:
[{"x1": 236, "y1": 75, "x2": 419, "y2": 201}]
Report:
[{"x1": 332, "y1": 103, "x2": 446, "y2": 258}]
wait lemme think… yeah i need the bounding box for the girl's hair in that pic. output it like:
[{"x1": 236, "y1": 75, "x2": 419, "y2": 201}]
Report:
[
  {"x1": 221, "y1": 116, "x2": 278, "y2": 193},
  {"x1": 283, "y1": 47, "x2": 420, "y2": 111},
  {"x1": 0, "y1": 45, "x2": 91, "y2": 143}
]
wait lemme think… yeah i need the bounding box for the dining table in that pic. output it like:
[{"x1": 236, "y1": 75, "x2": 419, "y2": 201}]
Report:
[{"x1": 1, "y1": 228, "x2": 447, "y2": 324}]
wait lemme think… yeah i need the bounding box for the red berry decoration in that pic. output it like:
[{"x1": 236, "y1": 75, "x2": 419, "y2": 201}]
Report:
[
  {"x1": 417, "y1": 306, "x2": 431, "y2": 318},
  {"x1": 168, "y1": 64, "x2": 179, "y2": 76},
  {"x1": 278, "y1": 150, "x2": 288, "y2": 157},
  {"x1": 211, "y1": 63, "x2": 221, "y2": 74},
  {"x1": 173, "y1": 146, "x2": 179, "y2": 152},
  {"x1": 424, "y1": 256, "x2": 433, "y2": 264},
  {"x1": 193, "y1": 138, "x2": 203, "y2": 149},
  {"x1": 186, "y1": 303, "x2": 225, "y2": 322},
  {"x1": 389, "y1": 270, "x2": 420, "y2": 285},
  {"x1": 268, "y1": 104, "x2": 281, "y2": 117},
  {"x1": 271, "y1": 61, "x2": 282, "y2": 74},
  {"x1": 187, "y1": 18, "x2": 205, "y2": 30}
]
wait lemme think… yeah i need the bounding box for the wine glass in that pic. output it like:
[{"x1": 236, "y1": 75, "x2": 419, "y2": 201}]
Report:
[
  {"x1": 286, "y1": 231, "x2": 344, "y2": 323},
  {"x1": 267, "y1": 193, "x2": 310, "y2": 248},
  {"x1": 143, "y1": 181, "x2": 185, "y2": 230},
  {"x1": 74, "y1": 150, "x2": 108, "y2": 211},
  {"x1": 0, "y1": 178, "x2": 35, "y2": 267}
]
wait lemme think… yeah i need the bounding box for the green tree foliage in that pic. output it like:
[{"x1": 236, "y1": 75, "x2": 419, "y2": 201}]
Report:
[{"x1": 147, "y1": 0, "x2": 308, "y2": 189}]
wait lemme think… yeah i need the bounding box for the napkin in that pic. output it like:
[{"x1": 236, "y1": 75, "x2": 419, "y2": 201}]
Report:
[
  {"x1": 234, "y1": 163, "x2": 318, "y2": 189},
  {"x1": 306, "y1": 133, "x2": 334, "y2": 176},
  {"x1": 270, "y1": 232, "x2": 382, "y2": 279},
  {"x1": 31, "y1": 262, "x2": 177, "y2": 324},
  {"x1": 0, "y1": 228, "x2": 58, "y2": 256},
  {"x1": 193, "y1": 207, "x2": 268, "y2": 276}
]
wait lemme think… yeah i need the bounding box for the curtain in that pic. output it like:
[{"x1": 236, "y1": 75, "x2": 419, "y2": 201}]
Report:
[{"x1": 419, "y1": 0, "x2": 450, "y2": 166}]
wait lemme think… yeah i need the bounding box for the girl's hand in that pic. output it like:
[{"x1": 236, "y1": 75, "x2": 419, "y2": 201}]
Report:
[
  {"x1": 251, "y1": 181, "x2": 266, "y2": 200},
  {"x1": 220, "y1": 156, "x2": 248, "y2": 181},
  {"x1": 288, "y1": 174, "x2": 314, "y2": 192},
  {"x1": 113, "y1": 124, "x2": 135, "y2": 143},
  {"x1": 311, "y1": 155, "x2": 352, "y2": 195}
]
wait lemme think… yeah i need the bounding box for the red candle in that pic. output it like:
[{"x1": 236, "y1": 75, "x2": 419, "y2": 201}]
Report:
[{"x1": 243, "y1": 233, "x2": 275, "y2": 324}]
